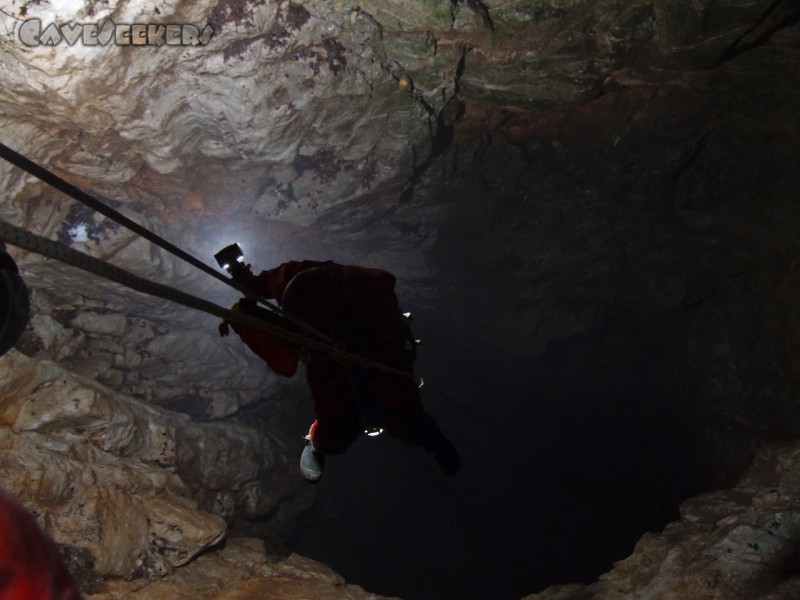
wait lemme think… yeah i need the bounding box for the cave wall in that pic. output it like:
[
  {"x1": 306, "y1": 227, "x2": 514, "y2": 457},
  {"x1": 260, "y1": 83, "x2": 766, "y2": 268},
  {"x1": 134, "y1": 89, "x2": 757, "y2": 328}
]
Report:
[
  {"x1": 1, "y1": 0, "x2": 800, "y2": 598},
  {"x1": 527, "y1": 440, "x2": 800, "y2": 599},
  {"x1": 419, "y1": 30, "x2": 800, "y2": 477}
]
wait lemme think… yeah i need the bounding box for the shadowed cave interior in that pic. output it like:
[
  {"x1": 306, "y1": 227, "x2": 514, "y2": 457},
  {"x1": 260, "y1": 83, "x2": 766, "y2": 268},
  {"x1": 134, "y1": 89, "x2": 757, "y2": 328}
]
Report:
[
  {"x1": 278, "y1": 156, "x2": 766, "y2": 599},
  {"x1": 1, "y1": 1, "x2": 800, "y2": 599}
]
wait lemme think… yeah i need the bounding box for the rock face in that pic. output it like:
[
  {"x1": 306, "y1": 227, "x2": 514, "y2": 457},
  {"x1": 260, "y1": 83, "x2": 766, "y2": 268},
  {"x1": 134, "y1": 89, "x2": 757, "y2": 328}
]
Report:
[
  {"x1": 0, "y1": 349, "x2": 290, "y2": 581},
  {"x1": 526, "y1": 441, "x2": 800, "y2": 600},
  {"x1": 1, "y1": 0, "x2": 800, "y2": 598},
  {"x1": 88, "y1": 537, "x2": 398, "y2": 600}
]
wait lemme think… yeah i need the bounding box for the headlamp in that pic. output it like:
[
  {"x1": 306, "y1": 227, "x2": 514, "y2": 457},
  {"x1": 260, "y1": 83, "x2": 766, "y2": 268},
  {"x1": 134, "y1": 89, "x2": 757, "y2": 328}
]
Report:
[{"x1": 214, "y1": 243, "x2": 246, "y2": 276}]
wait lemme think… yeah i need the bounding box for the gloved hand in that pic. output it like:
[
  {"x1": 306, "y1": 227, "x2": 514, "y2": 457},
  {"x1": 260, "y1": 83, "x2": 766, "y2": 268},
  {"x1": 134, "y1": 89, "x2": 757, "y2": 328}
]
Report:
[
  {"x1": 218, "y1": 320, "x2": 230, "y2": 337},
  {"x1": 219, "y1": 300, "x2": 246, "y2": 337}
]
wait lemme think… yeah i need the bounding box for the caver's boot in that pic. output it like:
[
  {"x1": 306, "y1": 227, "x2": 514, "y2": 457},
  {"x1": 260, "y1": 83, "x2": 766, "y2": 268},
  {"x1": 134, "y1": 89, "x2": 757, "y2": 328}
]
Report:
[{"x1": 300, "y1": 421, "x2": 325, "y2": 483}]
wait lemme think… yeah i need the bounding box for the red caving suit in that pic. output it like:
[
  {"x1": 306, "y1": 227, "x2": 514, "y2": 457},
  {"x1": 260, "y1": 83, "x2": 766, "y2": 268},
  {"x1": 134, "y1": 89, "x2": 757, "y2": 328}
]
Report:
[
  {"x1": 233, "y1": 260, "x2": 445, "y2": 456},
  {"x1": 0, "y1": 489, "x2": 83, "y2": 600}
]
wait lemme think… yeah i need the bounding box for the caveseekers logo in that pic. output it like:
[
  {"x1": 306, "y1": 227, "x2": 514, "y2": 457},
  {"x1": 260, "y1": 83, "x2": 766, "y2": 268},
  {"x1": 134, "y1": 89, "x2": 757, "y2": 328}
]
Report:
[{"x1": 18, "y1": 18, "x2": 214, "y2": 46}]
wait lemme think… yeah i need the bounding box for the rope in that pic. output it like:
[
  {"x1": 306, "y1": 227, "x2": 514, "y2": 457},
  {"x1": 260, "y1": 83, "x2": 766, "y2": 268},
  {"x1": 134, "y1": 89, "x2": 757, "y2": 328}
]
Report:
[
  {"x1": 0, "y1": 218, "x2": 417, "y2": 379},
  {"x1": 0, "y1": 141, "x2": 331, "y2": 344}
]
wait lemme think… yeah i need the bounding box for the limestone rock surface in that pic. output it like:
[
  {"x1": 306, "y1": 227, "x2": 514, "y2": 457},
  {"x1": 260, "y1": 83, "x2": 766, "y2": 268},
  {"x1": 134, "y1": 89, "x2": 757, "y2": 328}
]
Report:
[
  {"x1": 0, "y1": 349, "x2": 291, "y2": 579},
  {"x1": 88, "y1": 537, "x2": 396, "y2": 600}
]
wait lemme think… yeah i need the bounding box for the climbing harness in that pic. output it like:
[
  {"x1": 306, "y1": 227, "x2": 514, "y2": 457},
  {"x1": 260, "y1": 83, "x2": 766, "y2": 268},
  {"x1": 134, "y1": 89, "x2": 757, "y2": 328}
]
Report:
[{"x1": 0, "y1": 142, "x2": 418, "y2": 380}]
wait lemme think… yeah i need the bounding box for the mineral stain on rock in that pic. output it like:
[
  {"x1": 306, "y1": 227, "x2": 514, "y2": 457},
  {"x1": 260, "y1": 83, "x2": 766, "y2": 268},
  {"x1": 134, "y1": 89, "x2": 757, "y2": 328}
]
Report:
[{"x1": 58, "y1": 204, "x2": 120, "y2": 246}]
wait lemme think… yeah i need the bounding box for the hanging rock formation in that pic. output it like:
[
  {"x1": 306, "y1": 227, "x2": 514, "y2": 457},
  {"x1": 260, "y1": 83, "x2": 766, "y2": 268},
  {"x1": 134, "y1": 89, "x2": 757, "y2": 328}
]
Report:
[{"x1": 1, "y1": 0, "x2": 799, "y2": 598}]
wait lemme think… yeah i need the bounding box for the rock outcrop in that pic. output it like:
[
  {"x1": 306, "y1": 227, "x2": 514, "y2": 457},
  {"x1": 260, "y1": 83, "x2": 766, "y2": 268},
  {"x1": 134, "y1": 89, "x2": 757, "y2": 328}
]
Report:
[
  {"x1": 88, "y1": 537, "x2": 397, "y2": 600},
  {"x1": 527, "y1": 441, "x2": 800, "y2": 599},
  {"x1": 0, "y1": 349, "x2": 290, "y2": 581}
]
